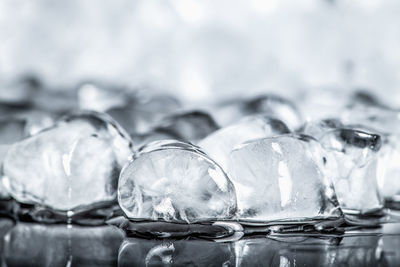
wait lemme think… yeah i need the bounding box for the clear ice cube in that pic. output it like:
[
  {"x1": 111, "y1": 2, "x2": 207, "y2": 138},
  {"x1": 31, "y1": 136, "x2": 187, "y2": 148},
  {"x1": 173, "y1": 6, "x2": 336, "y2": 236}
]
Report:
[
  {"x1": 319, "y1": 128, "x2": 383, "y2": 213},
  {"x1": 340, "y1": 91, "x2": 400, "y2": 203},
  {"x1": 118, "y1": 140, "x2": 237, "y2": 223},
  {"x1": 214, "y1": 94, "x2": 303, "y2": 130},
  {"x1": 227, "y1": 134, "x2": 342, "y2": 222},
  {"x1": 154, "y1": 110, "x2": 219, "y2": 143},
  {"x1": 2, "y1": 111, "x2": 133, "y2": 212},
  {"x1": 198, "y1": 115, "x2": 290, "y2": 170}
]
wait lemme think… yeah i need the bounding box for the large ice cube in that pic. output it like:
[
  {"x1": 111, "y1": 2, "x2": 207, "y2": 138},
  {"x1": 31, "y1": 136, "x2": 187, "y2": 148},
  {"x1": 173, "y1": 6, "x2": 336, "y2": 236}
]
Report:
[
  {"x1": 319, "y1": 128, "x2": 383, "y2": 213},
  {"x1": 2, "y1": 111, "x2": 133, "y2": 212},
  {"x1": 214, "y1": 94, "x2": 303, "y2": 130},
  {"x1": 198, "y1": 115, "x2": 290, "y2": 170},
  {"x1": 154, "y1": 110, "x2": 219, "y2": 143},
  {"x1": 118, "y1": 140, "x2": 237, "y2": 223},
  {"x1": 227, "y1": 134, "x2": 342, "y2": 222}
]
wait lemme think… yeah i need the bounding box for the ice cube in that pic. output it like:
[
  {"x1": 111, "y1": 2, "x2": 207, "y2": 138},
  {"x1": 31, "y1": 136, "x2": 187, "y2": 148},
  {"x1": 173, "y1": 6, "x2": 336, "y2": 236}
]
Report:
[
  {"x1": 377, "y1": 134, "x2": 400, "y2": 202},
  {"x1": 154, "y1": 110, "x2": 219, "y2": 143},
  {"x1": 340, "y1": 91, "x2": 400, "y2": 204},
  {"x1": 227, "y1": 134, "x2": 342, "y2": 222},
  {"x1": 107, "y1": 93, "x2": 181, "y2": 134},
  {"x1": 198, "y1": 115, "x2": 290, "y2": 170},
  {"x1": 244, "y1": 94, "x2": 303, "y2": 130},
  {"x1": 0, "y1": 114, "x2": 54, "y2": 200},
  {"x1": 214, "y1": 94, "x2": 303, "y2": 130},
  {"x1": 118, "y1": 140, "x2": 237, "y2": 223},
  {"x1": 2, "y1": 111, "x2": 133, "y2": 212},
  {"x1": 319, "y1": 128, "x2": 383, "y2": 214}
]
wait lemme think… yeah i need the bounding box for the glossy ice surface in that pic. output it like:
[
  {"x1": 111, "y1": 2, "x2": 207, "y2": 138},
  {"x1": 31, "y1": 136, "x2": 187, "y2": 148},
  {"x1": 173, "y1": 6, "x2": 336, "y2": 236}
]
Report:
[
  {"x1": 228, "y1": 135, "x2": 342, "y2": 222},
  {"x1": 2, "y1": 111, "x2": 133, "y2": 212},
  {"x1": 199, "y1": 115, "x2": 290, "y2": 170},
  {"x1": 118, "y1": 140, "x2": 237, "y2": 223},
  {"x1": 319, "y1": 128, "x2": 384, "y2": 213}
]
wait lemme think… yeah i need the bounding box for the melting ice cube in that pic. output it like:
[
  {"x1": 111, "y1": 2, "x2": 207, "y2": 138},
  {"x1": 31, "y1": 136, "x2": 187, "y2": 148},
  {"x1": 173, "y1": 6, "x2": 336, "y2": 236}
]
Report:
[
  {"x1": 319, "y1": 128, "x2": 383, "y2": 214},
  {"x1": 154, "y1": 110, "x2": 219, "y2": 143},
  {"x1": 214, "y1": 94, "x2": 303, "y2": 130},
  {"x1": 227, "y1": 134, "x2": 342, "y2": 222},
  {"x1": 2, "y1": 111, "x2": 133, "y2": 212},
  {"x1": 198, "y1": 115, "x2": 290, "y2": 170},
  {"x1": 118, "y1": 140, "x2": 237, "y2": 223}
]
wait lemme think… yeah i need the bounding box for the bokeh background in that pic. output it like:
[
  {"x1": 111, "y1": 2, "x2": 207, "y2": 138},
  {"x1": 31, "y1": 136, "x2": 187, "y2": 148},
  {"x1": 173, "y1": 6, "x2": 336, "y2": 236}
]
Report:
[{"x1": 1, "y1": 0, "x2": 400, "y2": 103}]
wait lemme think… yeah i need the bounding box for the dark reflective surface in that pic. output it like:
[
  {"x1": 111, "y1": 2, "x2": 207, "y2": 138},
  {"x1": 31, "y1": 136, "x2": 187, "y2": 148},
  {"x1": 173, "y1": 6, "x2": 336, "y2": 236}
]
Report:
[{"x1": 1, "y1": 218, "x2": 400, "y2": 266}]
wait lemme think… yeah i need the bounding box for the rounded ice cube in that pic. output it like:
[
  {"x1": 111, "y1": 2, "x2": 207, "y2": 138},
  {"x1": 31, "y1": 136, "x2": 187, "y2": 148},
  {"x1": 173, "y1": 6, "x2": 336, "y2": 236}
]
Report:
[
  {"x1": 2, "y1": 111, "x2": 133, "y2": 212},
  {"x1": 118, "y1": 140, "x2": 237, "y2": 223},
  {"x1": 228, "y1": 134, "x2": 342, "y2": 222}
]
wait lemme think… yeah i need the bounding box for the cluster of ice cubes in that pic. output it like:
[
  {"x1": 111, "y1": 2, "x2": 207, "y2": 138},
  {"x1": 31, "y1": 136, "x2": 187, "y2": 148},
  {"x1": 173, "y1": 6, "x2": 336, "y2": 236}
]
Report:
[{"x1": 2, "y1": 79, "x2": 400, "y2": 231}]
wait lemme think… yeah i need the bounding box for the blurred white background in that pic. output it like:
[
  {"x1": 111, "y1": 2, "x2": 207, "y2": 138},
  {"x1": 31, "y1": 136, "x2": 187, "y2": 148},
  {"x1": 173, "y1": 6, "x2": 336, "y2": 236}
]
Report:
[{"x1": 1, "y1": 0, "x2": 400, "y2": 103}]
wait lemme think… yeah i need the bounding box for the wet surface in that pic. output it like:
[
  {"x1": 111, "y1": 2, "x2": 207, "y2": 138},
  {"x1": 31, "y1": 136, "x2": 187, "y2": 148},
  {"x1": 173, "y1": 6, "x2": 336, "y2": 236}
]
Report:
[{"x1": 0, "y1": 218, "x2": 399, "y2": 266}]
